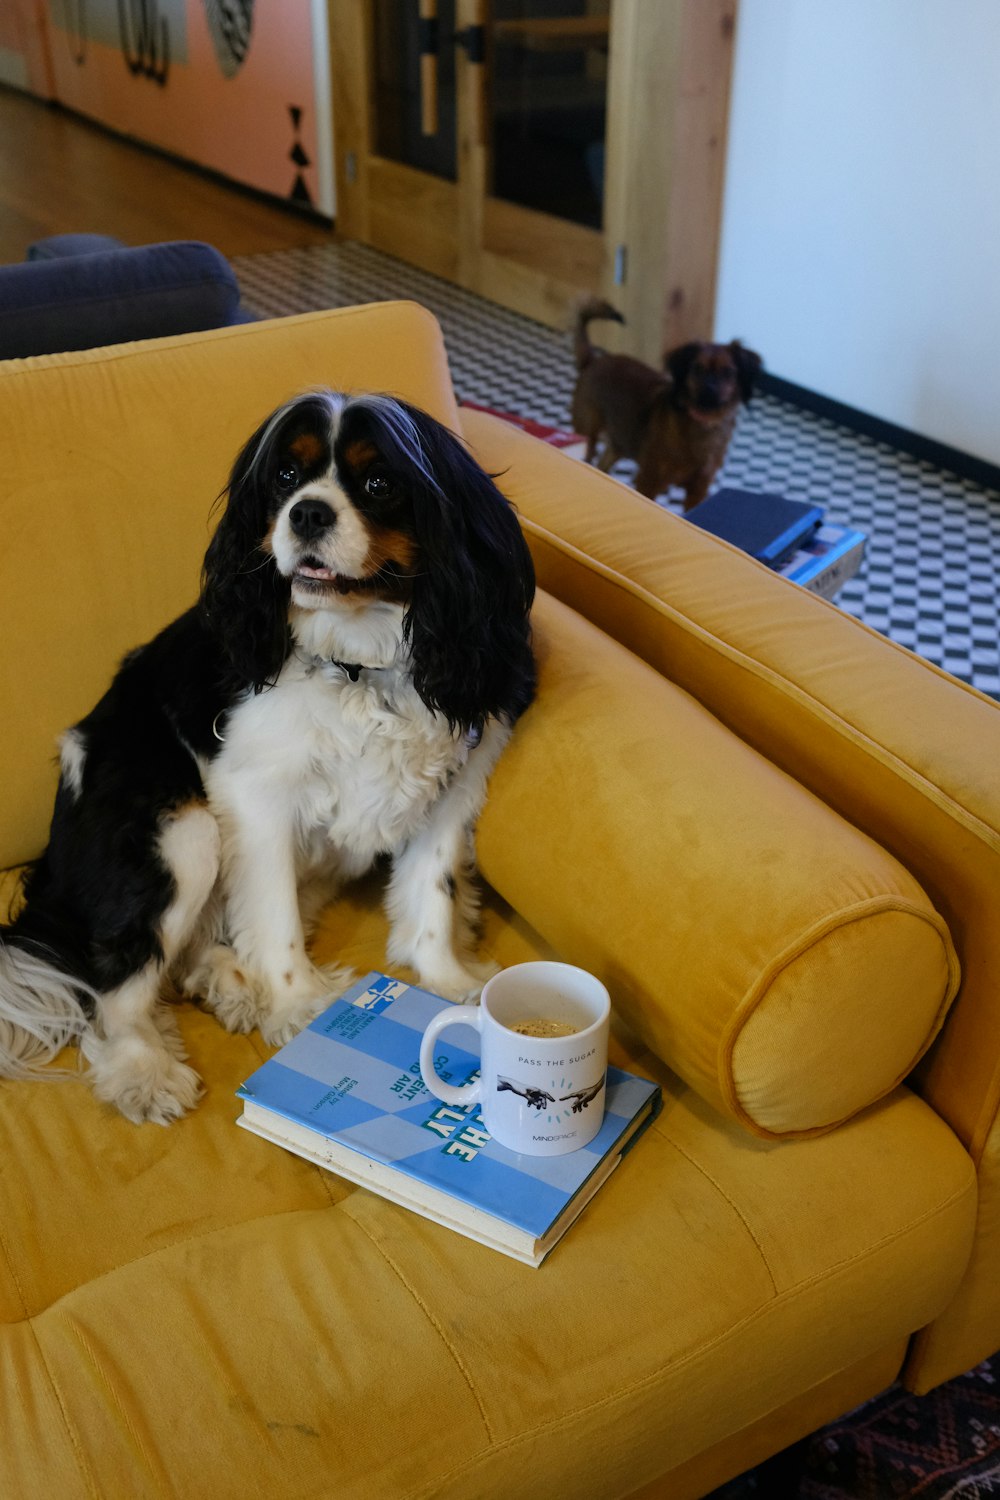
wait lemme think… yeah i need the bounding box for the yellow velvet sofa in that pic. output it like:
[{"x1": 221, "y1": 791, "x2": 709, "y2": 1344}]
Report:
[{"x1": 1, "y1": 301, "x2": 998, "y2": 1500}]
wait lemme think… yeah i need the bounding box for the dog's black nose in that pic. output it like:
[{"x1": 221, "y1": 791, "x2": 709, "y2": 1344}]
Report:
[{"x1": 289, "y1": 498, "x2": 335, "y2": 539}]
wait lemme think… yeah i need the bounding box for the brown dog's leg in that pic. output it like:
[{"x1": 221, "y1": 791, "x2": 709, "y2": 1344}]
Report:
[
  {"x1": 572, "y1": 386, "x2": 602, "y2": 466},
  {"x1": 681, "y1": 472, "x2": 714, "y2": 511},
  {"x1": 582, "y1": 426, "x2": 603, "y2": 465},
  {"x1": 634, "y1": 460, "x2": 666, "y2": 501}
]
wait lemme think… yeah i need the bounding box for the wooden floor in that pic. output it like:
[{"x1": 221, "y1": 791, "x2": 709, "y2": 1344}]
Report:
[{"x1": 0, "y1": 85, "x2": 334, "y2": 262}]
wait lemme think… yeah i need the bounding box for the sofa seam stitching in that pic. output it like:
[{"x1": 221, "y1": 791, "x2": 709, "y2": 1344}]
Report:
[
  {"x1": 69, "y1": 1321, "x2": 169, "y2": 1491},
  {"x1": 0, "y1": 1218, "x2": 99, "y2": 1499},
  {"x1": 21, "y1": 1326, "x2": 99, "y2": 1499},
  {"x1": 521, "y1": 524, "x2": 1000, "y2": 849},
  {"x1": 720, "y1": 897, "x2": 962, "y2": 1138},
  {"x1": 520, "y1": 498, "x2": 999, "y2": 713},
  {"x1": 338, "y1": 1208, "x2": 497, "y2": 1445},
  {"x1": 653, "y1": 1125, "x2": 779, "y2": 1295},
  {"x1": 1, "y1": 1204, "x2": 335, "y2": 1326}
]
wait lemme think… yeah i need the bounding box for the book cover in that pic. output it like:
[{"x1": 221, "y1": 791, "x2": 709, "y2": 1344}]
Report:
[
  {"x1": 685, "y1": 487, "x2": 826, "y2": 567},
  {"x1": 236, "y1": 972, "x2": 661, "y2": 1266},
  {"x1": 779, "y1": 523, "x2": 867, "y2": 599}
]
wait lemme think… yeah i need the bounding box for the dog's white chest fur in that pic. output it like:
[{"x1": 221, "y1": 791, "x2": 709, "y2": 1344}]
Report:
[{"x1": 207, "y1": 652, "x2": 468, "y2": 874}]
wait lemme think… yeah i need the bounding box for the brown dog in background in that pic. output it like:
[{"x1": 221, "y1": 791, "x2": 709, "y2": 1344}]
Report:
[{"x1": 571, "y1": 297, "x2": 762, "y2": 510}]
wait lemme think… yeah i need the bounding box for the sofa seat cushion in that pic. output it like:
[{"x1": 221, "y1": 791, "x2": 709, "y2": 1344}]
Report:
[
  {"x1": 479, "y1": 594, "x2": 960, "y2": 1140},
  {"x1": 0, "y1": 867, "x2": 975, "y2": 1499}
]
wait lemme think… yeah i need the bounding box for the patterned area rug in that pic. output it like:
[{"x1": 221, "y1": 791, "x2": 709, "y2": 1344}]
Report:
[
  {"x1": 709, "y1": 1361, "x2": 1000, "y2": 1499},
  {"x1": 233, "y1": 240, "x2": 1000, "y2": 701}
]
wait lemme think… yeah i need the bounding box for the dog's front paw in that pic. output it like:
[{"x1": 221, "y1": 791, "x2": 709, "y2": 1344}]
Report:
[
  {"x1": 259, "y1": 963, "x2": 354, "y2": 1048},
  {"x1": 184, "y1": 945, "x2": 266, "y2": 1035},
  {"x1": 85, "y1": 1033, "x2": 203, "y2": 1126},
  {"x1": 420, "y1": 959, "x2": 498, "y2": 1005}
]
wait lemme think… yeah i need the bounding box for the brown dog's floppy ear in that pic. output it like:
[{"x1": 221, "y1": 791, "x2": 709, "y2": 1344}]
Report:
[
  {"x1": 663, "y1": 342, "x2": 701, "y2": 392},
  {"x1": 730, "y1": 341, "x2": 763, "y2": 403}
]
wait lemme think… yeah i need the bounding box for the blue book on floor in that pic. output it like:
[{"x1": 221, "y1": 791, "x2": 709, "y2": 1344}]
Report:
[
  {"x1": 686, "y1": 487, "x2": 825, "y2": 567},
  {"x1": 236, "y1": 971, "x2": 661, "y2": 1267}
]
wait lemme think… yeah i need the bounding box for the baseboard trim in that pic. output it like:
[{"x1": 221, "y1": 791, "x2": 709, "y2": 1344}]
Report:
[
  {"x1": 759, "y1": 371, "x2": 1000, "y2": 495},
  {"x1": 1, "y1": 82, "x2": 334, "y2": 231}
]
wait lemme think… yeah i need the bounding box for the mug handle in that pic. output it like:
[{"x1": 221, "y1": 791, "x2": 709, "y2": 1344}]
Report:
[{"x1": 419, "y1": 1006, "x2": 483, "y2": 1106}]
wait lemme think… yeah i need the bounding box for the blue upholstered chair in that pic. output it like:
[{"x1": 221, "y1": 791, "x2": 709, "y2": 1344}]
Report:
[{"x1": 0, "y1": 235, "x2": 251, "y2": 359}]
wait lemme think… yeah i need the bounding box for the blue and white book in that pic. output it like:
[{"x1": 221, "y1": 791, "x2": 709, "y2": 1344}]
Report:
[
  {"x1": 779, "y1": 523, "x2": 867, "y2": 599},
  {"x1": 236, "y1": 971, "x2": 661, "y2": 1267}
]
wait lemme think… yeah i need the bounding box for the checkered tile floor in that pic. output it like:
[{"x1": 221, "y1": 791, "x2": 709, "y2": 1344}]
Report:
[{"x1": 234, "y1": 240, "x2": 1000, "y2": 700}]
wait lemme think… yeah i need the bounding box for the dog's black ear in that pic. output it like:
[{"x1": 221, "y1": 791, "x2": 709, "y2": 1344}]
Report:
[
  {"x1": 361, "y1": 399, "x2": 536, "y2": 736},
  {"x1": 664, "y1": 342, "x2": 701, "y2": 391},
  {"x1": 730, "y1": 341, "x2": 763, "y2": 403},
  {"x1": 200, "y1": 412, "x2": 290, "y2": 692}
]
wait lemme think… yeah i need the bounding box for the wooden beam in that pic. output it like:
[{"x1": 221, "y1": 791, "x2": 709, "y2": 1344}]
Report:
[{"x1": 327, "y1": 0, "x2": 371, "y2": 242}]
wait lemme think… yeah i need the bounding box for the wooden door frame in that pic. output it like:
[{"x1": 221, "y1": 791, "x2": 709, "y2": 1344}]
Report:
[
  {"x1": 601, "y1": 0, "x2": 737, "y2": 362},
  {"x1": 329, "y1": 0, "x2": 464, "y2": 281},
  {"x1": 327, "y1": 0, "x2": 737, "y2": 352}
]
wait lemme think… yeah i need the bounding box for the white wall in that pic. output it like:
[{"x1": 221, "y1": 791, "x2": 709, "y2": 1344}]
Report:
[{"x1": 715, "y1": 0, "x2": 1000, "y2": 466}]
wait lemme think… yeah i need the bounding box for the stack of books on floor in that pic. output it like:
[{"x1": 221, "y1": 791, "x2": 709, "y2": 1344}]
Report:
[
  {"x1": 236, "y1": 972, "x2": 661, "y2": 1267},
  {"x1": 686, "y1": 486, "x2": 866, "y2": 600}
]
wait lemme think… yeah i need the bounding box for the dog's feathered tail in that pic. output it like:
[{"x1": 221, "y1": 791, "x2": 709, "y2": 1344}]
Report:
[
  {"x1": 573, "y1": 296, "x2": 625, "y2": 371},
  {"x1": 0, "y1": 934, "x2": 91, "y2": 1079}
]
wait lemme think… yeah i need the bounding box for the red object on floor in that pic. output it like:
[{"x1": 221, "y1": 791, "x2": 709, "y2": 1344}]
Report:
[{"x1": 459, "y1": 400, "x2": 584, "y2": 450}]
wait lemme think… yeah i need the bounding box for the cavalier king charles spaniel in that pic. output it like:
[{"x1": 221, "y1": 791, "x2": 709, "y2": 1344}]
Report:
[{"x1": 0, "y1": 391, "x2": 536, "y2": 1124}]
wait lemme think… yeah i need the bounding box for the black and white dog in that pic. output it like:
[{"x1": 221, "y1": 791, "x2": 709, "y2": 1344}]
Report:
[{"x1": 0, "y1": 391, "x2": 535, "y2": 1124}]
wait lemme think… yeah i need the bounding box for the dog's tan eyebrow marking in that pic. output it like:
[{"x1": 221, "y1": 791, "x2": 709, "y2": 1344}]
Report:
[
  {"x1": 289, "y1": 432, "x2": 325, "y2": 465},
  {"x1": 343, "y1": 440, "x2": 379, "y2": 472}
]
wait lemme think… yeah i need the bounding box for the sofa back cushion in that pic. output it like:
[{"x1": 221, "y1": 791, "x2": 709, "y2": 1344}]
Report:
[
  {"x1": 478, "y1": 593, "x2": 960, "y2": 1140},
  {"x1": 0, "y1": 303, "x2": 461, "y2": 870}
]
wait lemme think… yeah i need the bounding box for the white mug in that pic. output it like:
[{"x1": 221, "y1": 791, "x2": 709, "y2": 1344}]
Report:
[{"x1": 419, "y1": 961, "x2": 611, "y2": 1156}]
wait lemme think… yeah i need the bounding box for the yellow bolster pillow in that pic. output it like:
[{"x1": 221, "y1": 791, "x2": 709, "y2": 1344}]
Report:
[{"x1": 478, "y1": 593, "x2": 960, "y2": 1140}]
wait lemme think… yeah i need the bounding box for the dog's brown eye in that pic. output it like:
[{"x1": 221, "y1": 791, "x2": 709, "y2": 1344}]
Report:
[
  {"x1": 276, "y1": 463, "x2": 299, "y2": 493},
  {"x1": 365, "y1": 472, "x2": 395, "y2": 501}
]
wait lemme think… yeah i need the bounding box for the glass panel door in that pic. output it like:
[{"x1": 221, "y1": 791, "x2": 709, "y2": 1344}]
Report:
[
  {"x1": 488, "y1": 0, "x2": 611, "y2": 230},
  {"x1": 330, "y1": 0, "x2": 610, "y2": 327},
  {"x1": 373, "y1": 0, "x2": 459, "y2": 180}
]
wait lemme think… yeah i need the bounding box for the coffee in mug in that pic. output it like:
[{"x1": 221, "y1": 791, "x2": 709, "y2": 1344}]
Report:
[
  {"x1": 419, "y1": 961, "x2": 610, "y2": 1156},
  {"x1": 509, "y1": 1017, "x2": 578, "y2": 1039}
]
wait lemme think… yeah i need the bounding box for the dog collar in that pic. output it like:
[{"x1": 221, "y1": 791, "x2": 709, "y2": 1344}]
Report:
[
  {"x1": 292, "y1": 644, "x2": 389, "y2": 681},
  {"x1": 329, "y1": 659, "x2": 370, "y2": 682},
  {"x1": 212, "y1": 655, "x2": 384, "y2": 742},
  {"x1": 315, "y1": 654, "x2": 387, "y2": 682}
]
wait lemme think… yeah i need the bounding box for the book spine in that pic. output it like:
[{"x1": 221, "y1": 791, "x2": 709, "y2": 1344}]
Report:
[{"x1": 792, "y1": 533, "x2": 866, "y2": 598}]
